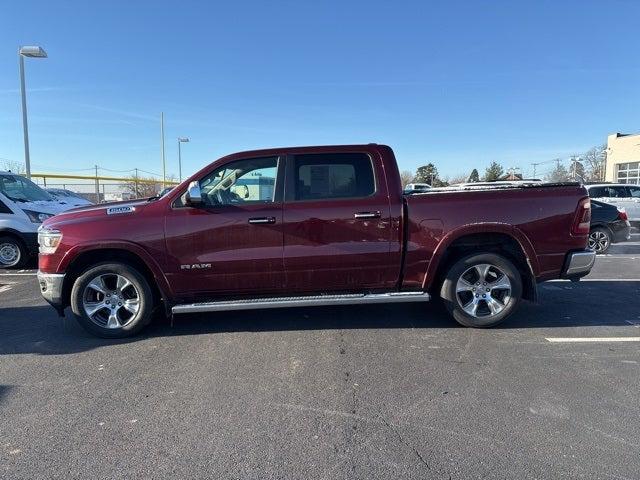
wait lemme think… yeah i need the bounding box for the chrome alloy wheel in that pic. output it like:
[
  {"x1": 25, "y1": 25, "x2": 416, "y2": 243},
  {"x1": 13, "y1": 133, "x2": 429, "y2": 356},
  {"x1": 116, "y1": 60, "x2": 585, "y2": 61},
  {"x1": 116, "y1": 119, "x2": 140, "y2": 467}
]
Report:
[
  {"x1": 82, "y1": 273, "x2": 141, "y2": 329},
  {"x1": 588, "y1": 230, "x2": 609, "y2": 253},
  {"x1": 455, "y1": 263, "x2": 512, "y2": 318},
  {"x1": 0, "y1": 242, "x2": 20, "y2": 267}
]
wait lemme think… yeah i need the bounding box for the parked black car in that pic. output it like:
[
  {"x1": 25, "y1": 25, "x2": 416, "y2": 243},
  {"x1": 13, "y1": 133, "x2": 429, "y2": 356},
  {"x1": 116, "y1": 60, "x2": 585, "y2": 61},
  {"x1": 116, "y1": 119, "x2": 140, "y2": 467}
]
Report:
[{"x1": 589, "y1": 199, "x2": 631, "y2": 254}]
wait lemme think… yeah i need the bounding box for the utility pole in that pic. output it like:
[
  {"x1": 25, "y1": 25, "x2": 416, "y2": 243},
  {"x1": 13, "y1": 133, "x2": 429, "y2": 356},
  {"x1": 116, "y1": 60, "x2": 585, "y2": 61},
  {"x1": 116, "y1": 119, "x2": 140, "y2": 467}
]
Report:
[
  {"x1": 160, "y1": 112, "x2": 166, "y2": 188},
  {"x1": 134, "y1": 168, "x2": 139, "y2": 198},
  {"x1": 531, "y1": 162, "x2": 543, "y2": 179}
]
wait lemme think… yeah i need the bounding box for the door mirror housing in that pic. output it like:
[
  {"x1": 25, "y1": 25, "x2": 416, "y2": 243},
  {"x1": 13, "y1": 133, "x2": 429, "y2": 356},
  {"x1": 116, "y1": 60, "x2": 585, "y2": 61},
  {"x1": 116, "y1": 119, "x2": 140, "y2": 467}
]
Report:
[{"x1": 185, "y1": 181, "x2": 203, "y2": 206}]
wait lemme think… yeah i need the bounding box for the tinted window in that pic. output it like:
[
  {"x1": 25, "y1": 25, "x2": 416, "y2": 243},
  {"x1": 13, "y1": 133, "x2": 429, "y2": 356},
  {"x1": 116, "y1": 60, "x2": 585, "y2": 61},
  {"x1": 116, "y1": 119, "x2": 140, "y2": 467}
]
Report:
[
  {"x1": 176, "y1": 156, "x2": 278, "y2": 207},
  {"x1": 293, "y1": 153, "x2": 375, "y2": 201},
  {"x1": 608, "y1": 186, "x2": 629, "y2": 198},
  {"x1": 628, "y1": 186, "x2": 640, "y2": 198},
  {"x1": 590, "y1": 186, "x2": 630, "y2": 198}
]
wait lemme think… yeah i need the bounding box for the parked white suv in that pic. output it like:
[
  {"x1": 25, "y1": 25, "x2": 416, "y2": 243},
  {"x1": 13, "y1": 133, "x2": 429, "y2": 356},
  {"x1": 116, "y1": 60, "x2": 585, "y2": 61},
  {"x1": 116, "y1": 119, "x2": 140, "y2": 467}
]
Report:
[
  {"x1": 45, "y1": 188, "x2": 93, "y2": 207},
  {"x1": 585, "y1": 184, "x2": 640, "y2": 227},
  {"x1": 0, "y1": 172, "x2": 76, "y2": 268}
]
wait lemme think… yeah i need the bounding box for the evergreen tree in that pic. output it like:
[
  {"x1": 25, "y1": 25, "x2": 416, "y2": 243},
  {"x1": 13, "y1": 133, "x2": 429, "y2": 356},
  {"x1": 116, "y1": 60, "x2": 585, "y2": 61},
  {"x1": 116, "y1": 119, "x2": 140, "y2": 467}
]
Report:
[
  {"x1": 414, "y1": 163, "x2": 438, "y2": 185},
  {"x1": 468, "y1": 168, "x2": 480, "y2": 182},
  {"x1": 483, "y1": 162, "x2": 504, "y2": 182}
]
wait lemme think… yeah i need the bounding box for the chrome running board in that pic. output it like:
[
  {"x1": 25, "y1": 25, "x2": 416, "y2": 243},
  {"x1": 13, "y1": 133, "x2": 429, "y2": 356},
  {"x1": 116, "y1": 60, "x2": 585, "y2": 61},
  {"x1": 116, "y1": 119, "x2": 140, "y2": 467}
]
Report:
[{"x1": 172, "y1": 291, "x2": 430, "y2": 315}]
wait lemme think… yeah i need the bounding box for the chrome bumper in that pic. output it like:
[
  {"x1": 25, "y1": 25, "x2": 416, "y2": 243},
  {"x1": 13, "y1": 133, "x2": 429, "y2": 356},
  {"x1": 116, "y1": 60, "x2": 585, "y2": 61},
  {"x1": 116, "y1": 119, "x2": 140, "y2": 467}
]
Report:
[
  {"x1": 563, "y1": 250, "x2": 596, "y2": 277},
  {"x1": 37, "y1": 271, "x2": 65, "y2": 307}
]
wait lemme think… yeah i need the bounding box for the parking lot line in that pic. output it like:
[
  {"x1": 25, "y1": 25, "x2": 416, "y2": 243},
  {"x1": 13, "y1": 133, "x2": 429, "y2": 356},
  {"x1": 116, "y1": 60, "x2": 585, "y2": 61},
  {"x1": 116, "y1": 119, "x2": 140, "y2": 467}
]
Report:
[
  {"x1": 550, "y1": 278, "x2": 640, "y2": 282},
  {"x1": 545, "y1": 337, "x2": 640, "y2": 343}
]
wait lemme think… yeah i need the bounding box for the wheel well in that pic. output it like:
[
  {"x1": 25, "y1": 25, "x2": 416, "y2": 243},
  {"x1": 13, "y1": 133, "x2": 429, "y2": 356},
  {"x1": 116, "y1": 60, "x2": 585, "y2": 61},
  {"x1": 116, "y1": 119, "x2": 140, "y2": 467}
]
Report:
[
  {"x1": 0, "y1": 231, "x2": 26, "y2": 247},
  {"x1": 431, "y1": 233, "x2": 536, "y2": 302},
  {"x1": 61, "y1": 249, "x2": 164, "y2": 309}
]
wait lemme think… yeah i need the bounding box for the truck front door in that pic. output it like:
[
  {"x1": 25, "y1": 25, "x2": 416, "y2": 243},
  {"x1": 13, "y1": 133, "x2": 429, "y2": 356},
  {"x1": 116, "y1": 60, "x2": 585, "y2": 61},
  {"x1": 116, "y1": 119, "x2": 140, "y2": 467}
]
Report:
[{"x1": 164, "y1": 156, "x2": 285, "y2": 299}]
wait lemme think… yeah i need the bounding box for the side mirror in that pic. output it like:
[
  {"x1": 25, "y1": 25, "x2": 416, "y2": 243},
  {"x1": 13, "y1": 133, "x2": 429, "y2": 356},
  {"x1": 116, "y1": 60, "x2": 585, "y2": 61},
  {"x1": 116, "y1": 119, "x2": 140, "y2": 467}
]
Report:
[{"x1": 186, "y1": 181, "x2": 203, "y2": 205}]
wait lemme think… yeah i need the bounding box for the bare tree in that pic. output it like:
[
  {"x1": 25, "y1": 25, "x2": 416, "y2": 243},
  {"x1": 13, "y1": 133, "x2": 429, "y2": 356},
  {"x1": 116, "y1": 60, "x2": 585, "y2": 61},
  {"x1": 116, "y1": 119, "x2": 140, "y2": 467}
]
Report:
[
  {"x1": 400, "y1": 170, "x2": 414, "y2": 188},
  {"x1": 0, "y1": 159, "x2": 25, "y2": 174},
  {"x1": 448, "y1": 173, "x2": 469, "y2": 185},
  {"x1": 545, "y1": 160, "x2": 570, "y2": 182},
  {"x1": 581, "y1": 145, "x2": 606, "y2": 181},
  {"x1": 120, "y1": 176, "x2": 165, "y2": 199}
]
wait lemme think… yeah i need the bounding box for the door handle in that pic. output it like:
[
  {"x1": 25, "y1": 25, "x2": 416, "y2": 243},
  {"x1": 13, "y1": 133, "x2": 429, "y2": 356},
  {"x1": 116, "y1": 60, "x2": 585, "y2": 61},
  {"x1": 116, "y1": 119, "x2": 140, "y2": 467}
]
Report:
[
  {"x1": 354, "y1": 211, "x2": 381, "y2": 219},
  {"x1": 248, "y1": 216, "x2": 276, "y2": 224}
]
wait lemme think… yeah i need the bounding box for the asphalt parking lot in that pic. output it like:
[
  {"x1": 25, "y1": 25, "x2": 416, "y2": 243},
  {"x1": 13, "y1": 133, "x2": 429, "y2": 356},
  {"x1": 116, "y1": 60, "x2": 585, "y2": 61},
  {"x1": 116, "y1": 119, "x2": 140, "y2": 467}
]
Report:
[{"x1": 1, "y1": 236, "x2": 640, "y2": 479}]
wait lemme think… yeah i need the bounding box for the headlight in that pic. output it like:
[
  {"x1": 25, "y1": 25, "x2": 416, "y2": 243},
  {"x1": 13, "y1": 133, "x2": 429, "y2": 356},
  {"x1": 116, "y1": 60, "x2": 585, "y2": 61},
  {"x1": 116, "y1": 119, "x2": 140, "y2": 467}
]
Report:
[
  {"x1": 38, "y1": 227, "x2": 63, "y2": 255},
  {"x1": 24, "y1": 210, "x2": 54, "y2": 224}
]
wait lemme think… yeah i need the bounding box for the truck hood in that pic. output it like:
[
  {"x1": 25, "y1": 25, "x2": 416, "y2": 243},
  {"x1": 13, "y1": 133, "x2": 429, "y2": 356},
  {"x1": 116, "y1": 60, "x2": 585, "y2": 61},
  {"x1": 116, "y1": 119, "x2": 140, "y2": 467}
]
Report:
[{"x1": 43, "y1": 199, "x2": 152, "y2": 226}]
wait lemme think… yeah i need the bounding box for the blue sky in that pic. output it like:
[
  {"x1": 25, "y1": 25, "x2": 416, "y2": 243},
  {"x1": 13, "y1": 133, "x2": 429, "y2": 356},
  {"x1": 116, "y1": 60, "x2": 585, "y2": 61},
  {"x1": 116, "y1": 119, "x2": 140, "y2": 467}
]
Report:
[{"x1": 1, "y1": 0, "x2": 638, "y2": 180}]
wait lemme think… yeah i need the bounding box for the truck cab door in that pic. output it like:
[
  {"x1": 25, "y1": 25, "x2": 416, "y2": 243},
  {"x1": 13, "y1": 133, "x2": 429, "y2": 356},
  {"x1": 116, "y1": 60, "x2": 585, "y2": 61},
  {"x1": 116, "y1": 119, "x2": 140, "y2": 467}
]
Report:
[
  {"x1": 164, "y1": 155, "x2": 285, "y2": 300},
  {"x1": 282, "y1": 150, "x2": 398, "y2": 293}
]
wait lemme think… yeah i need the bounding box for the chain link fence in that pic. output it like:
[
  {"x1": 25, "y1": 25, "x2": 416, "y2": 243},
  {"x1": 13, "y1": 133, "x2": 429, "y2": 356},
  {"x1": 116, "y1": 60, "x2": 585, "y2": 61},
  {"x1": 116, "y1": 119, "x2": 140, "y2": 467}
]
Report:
[{"x1": 31, "y1": 173, "x2": 179, "y2": 203}]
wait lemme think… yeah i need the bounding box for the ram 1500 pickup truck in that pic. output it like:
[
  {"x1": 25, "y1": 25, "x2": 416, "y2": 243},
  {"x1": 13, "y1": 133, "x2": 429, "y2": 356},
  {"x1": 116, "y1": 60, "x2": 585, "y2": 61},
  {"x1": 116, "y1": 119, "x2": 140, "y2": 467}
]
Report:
[{"x1": 37, "y1": 144, "x2": 595, "y2": 338}]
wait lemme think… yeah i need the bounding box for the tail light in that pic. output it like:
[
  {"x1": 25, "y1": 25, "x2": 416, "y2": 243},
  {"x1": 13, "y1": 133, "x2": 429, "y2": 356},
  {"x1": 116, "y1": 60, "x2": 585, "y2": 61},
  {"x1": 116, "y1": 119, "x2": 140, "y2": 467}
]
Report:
[
  {"x1": 571, "y1": 198, "x2": 591, "y2": 235},
  {"x1": 618, "y1": 209, "x2": 628, "y2": 221}
]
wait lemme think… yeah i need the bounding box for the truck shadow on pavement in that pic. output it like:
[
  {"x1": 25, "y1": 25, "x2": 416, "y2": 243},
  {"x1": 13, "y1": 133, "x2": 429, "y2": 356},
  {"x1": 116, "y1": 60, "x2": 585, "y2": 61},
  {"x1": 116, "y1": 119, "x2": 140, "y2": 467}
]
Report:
[{"x1": 0, "y1": 280, "x2": 637, "y2": 356}]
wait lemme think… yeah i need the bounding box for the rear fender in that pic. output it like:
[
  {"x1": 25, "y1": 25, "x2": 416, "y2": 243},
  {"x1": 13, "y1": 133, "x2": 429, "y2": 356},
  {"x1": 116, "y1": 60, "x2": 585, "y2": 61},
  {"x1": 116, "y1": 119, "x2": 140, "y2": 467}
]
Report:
[{"x1": 422, "y1": 223, "x2": 539, "y2": 291}]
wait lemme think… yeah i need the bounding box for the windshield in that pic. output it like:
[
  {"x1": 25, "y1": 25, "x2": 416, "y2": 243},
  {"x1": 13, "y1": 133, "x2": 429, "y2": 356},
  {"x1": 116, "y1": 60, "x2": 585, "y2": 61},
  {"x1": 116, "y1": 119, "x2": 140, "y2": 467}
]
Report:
[{"x1": 0, "y1": 174, "x2": 53, "y2": 202}]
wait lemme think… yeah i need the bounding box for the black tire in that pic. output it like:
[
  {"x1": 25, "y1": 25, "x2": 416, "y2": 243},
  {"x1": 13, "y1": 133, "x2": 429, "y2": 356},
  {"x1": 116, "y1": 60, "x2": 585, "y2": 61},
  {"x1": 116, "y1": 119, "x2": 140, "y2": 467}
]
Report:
[
  {"x1": 70, "y1": 262, "x2": 154, "y2": 338},
  {"x1": 589, "y1": 227, "x2": 611, "y2": 254},
  {"x1": 0, "y1": 235, "x2": 28, "y2": 269},
  {"x1": 440, "y1": 253, "x2": 522, "y2": 328}
]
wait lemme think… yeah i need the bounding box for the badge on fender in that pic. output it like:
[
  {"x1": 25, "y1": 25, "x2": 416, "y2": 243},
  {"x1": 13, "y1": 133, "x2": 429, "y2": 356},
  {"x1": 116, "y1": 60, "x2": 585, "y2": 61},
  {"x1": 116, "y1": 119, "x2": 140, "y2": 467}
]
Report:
[{"x1": 107, "y1": 206, "x2": 136, "y2": 215}]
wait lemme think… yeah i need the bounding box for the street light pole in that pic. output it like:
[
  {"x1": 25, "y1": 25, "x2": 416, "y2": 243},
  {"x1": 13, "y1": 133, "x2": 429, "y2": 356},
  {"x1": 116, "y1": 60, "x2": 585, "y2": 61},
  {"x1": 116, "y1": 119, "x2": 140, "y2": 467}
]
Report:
[
  {"x1": 18, "y1": 46, "x2": 47, "y2": 179},
  {"x1": 177, "y1": 137, "x2": 189, "y2": 182},
  {"x1": 18, "y1": 56, "x2": 30, "y2": 178}
]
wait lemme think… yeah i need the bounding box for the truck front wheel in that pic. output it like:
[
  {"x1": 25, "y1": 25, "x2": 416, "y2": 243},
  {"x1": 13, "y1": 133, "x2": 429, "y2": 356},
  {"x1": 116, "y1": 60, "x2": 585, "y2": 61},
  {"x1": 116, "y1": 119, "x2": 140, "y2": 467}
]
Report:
[
  {"x1": 70, "y1": 262, "x2": 154, "y2": 338},
  {"x1": 440, "y1": 253, "x2": 522, "y2": 328}
]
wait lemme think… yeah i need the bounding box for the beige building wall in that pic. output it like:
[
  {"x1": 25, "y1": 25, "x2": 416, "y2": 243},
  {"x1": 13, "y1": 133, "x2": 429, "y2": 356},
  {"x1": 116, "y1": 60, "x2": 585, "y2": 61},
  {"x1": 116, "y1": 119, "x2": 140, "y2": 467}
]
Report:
[{"x1": 605, "y1": 133, "x2": 640, "y2": 184}]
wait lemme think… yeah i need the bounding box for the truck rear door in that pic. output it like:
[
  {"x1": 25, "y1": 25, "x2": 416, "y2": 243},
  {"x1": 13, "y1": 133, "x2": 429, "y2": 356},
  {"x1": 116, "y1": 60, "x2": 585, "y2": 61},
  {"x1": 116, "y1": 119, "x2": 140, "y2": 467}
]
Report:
[{"x1": 282, "y1": 149, "x2": 395, "y2": 293}]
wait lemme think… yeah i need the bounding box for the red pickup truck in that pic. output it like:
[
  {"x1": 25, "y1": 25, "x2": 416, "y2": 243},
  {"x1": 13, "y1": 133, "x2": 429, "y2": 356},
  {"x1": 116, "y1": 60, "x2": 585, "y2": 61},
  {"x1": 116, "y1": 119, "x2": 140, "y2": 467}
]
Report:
[{"x1": 37, "y1": 144, "x2": 595, "y2": 338}]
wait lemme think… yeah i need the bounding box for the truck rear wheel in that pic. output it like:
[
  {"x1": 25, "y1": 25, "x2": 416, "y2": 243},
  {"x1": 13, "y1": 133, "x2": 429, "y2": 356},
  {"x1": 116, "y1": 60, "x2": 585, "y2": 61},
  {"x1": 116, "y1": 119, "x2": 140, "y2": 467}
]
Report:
[
  {"x1": 440, "y1": 253, "x2": 522, "y2": 328},
  {"x1": 70, "y1": 262, "x2": 154, "y2": 338}
]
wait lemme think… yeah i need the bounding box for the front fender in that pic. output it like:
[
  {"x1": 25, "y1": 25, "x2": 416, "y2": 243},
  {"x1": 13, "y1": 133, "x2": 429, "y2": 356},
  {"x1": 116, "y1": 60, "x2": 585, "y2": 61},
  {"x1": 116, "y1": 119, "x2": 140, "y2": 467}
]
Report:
[{"x1": 58, "y1": 240, "x2": 173, "y2": 300}]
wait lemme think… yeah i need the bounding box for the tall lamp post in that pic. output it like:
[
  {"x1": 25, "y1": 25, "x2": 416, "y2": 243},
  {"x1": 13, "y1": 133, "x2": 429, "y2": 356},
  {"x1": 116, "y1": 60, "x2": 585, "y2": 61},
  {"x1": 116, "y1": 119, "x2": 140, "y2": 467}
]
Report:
[
  {"x1": 19, "y1": 45, "x2": 47, "y2": 179},
  {"x1": 177, "y1": 137, "x2": 189, "y2": 182}
]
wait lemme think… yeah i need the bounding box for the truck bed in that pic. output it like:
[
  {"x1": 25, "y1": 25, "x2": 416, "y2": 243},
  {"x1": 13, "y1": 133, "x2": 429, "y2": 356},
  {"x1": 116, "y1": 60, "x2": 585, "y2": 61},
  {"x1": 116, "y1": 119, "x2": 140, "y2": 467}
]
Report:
[{"x1": 402, "y1": 183, "x2": 589, "y2": 289}]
